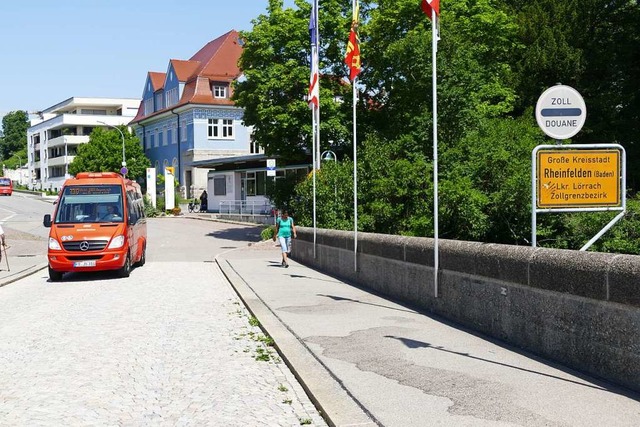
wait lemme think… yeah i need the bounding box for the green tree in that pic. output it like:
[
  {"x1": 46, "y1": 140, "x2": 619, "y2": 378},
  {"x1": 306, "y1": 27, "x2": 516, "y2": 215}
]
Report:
[
  {"x1": 68, "y1": 127, "x2": 150, "y2": 179},
  {"x1": 508, "y1": 0, "x2": 640, "y2": 187},
  {"x1": 0, "y1": 111, "x2": 29, "y2": 160},
  {"x1": 232, "y1": 0, "x2": 352, "y2": 161}
]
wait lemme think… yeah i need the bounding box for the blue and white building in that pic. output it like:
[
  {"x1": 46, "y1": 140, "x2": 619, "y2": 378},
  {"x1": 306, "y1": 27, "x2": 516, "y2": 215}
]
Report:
[{"x1": 129, "y1": 30, "x2": 265, "y2": 204}]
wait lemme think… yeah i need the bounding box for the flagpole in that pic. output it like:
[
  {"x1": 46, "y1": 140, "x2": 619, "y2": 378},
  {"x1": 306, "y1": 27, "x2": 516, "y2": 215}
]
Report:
[
  {"x1": 308, "y1": 0, "x2": 320, "y2": 258},
  {"x1": 353, "y1": 73, "x2": 358, "y2": 272},
  {"x1": 432, "y1": 8, "x2": 439, "y2": 298},
  {"x1": 313, "y1": 114, "x2": 317, "y2": 258},
  {"x1": 315, "y1": 0, "x2": 321, "y2": 170}
]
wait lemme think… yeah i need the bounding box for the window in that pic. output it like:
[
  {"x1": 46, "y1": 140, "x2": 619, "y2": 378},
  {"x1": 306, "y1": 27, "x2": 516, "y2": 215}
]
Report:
[
  {"x1": 207, "y1": 119, "x2": 233, "y2": 139},
  {"x1": 145, "y1": 131, "x2": 151, "y2": 149},
  {"x1": 155, "y1": 92, "x2": 164, "y2": 110},
  {"x1": 181, "y1": 121, "x2": 187, "y2": 142},
  {"x1": 144, "y1": 98, "x2": 154, "y2": 115},
  {"x1": 213, "y1": 85, "x2": 227, "y2": 98},
  {"x1": 162, "y1": 126, "x2": 168, "y2": 146},
  {"x1": 245, "y1": 172, "x2": 256, "y2": 196},
  {"x1": 250, "y1": 138, "x2": 261, "y2": 154},
  {"x1": 256, "y1": 171, "x2": 266, "y2": 195},
  {"x1": 214, "y1": 177, "x2": 226, "y2": 196},
  {"x1": 80, "y1": 109, "x2": 107, "y2": 115},
  {"x1": 165, "y1": 87, "x2": 179, "y2": 108}
]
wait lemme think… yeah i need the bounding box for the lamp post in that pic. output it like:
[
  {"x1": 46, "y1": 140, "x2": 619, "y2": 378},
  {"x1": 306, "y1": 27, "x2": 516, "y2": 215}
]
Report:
[
  {"x1": 98, "y1": 121, "x2": 127, "y2": 175},
  {"x1": 321, "y1": 149, "x2": 338, "y2": 224}
]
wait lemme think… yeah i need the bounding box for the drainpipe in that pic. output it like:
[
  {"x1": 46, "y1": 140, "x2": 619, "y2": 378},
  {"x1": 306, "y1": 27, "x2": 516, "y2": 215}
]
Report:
[
  {"x1": 170, "y1": 108, "x2": 182, "y2": 195},
  {"x1": 141, "y1": 124, "x2": 146, "y2": 152}
]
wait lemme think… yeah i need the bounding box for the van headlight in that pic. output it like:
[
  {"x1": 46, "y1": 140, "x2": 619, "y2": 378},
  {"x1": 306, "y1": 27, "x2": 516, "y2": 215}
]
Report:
[
  {"x1": 48, "y1": 238, "x2": 62, "y2": 250},
  {"x1": 108, "y1": 235, "x2": 125, "y2": 249}
]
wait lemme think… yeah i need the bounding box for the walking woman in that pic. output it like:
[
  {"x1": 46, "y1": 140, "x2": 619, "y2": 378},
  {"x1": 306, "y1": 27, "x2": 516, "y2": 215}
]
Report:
[{"x1": 273, "y1": 210, "x2": 297, "y2": 268}]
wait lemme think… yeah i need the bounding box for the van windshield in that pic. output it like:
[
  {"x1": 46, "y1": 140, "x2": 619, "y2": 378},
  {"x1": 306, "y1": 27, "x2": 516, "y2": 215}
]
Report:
[
  {"x1": 0, "y1": 178, "x2": 11, "y2": 186},
  {"x1": 55, "y1": 185, "x2": 125, "y2": 224}
]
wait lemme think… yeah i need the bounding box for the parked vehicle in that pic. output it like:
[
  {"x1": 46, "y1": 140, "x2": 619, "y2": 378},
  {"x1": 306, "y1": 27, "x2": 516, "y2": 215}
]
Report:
[
  {"x1": 43, "y1": 172, "x2": 147, "y2": 281},
  {"x1": 0, "y1": 177, "x2": 12, "y2": 196}
]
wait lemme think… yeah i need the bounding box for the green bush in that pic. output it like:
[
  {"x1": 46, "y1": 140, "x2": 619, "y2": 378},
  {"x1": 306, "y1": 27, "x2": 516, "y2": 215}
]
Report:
[
  {"x1": 261, "y1": 226, "x2": 275, "y2": 241},
  {"x1": 143, "y1": 195, "x2": 160, "y2": 217}
]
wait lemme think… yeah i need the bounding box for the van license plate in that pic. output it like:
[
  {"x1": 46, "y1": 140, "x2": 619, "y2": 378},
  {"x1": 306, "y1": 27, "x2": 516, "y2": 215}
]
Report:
[{"x1": 74, "y1": 260, "x2": 96, "y2": 267}]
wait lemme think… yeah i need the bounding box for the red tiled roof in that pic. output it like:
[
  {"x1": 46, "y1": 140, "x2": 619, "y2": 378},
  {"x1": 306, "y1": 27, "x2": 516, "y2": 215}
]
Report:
[
  {"x1": 149, "y1": 72, "x2": 166, "y2": 91},
  {"x1": 189, "y1": 30, "x2": 242, "y2": 81},
  {"x1": 170, "y1": 59, "x2": 200, "y2": 81},
  {"x1": 131, "y1": 30, "x2": 242, "y2": 124}
]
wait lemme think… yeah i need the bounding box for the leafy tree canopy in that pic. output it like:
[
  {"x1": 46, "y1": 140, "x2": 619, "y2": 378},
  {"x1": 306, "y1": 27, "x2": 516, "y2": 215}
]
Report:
[
  {"x1": 0, "y1": 111, "x2": 29, "y2": 160},
  {"x1": 68, "y1": 127, "x2": 150, "y2": 179}
]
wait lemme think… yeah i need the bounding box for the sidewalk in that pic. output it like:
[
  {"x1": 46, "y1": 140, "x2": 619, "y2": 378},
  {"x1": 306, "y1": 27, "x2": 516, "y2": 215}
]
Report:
[
  {"x1": 0, "y1": 227, "x2": 48, "y2": 288},
  {"x1": 217, "y1": 240, "x2": 640, "y2": 427}
]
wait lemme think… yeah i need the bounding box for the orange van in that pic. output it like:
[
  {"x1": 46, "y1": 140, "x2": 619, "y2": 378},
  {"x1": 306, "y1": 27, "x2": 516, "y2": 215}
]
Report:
[
  {"x1": 0, "y1": 177, "x2": 12, "y2": 196},
  {"x1": 43, "y1": 172, "x2": 147, "y2": 281}
]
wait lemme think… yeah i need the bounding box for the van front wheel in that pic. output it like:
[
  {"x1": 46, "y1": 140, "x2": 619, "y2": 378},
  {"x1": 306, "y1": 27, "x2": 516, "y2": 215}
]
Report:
[
  {"x1": 49, "y1": 266, "x2": 63, "y2": 282},
  {"x1": 118, "y1": 253, "x2": 131, "y2": 278}
]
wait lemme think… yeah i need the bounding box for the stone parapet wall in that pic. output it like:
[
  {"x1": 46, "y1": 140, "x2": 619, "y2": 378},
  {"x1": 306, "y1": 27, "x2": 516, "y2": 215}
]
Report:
[{"x1": 293, "y1": 227, "x2": 640, "y2": 393}]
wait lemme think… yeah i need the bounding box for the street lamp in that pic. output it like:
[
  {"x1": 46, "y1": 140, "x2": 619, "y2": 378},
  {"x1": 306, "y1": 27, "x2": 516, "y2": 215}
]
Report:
[
  {"x1": 321, "y1": 150, "x2": 338, "y2": 221},
  {"x1": 320, "y1": 150, "x2": 337, "y2": 163},
  {"x1": 97, "y1": 121, "x2": 127, "y2": 175}
]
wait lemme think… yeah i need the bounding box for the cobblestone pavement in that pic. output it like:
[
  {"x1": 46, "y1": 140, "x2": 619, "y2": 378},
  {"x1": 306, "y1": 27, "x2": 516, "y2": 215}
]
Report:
[{"x1": 0, "y1": 260, "x2": 327, "y2": 427}]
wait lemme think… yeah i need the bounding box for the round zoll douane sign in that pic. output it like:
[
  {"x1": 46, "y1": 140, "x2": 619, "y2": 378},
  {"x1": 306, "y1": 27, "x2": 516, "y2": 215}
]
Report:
[{"x1": 535, "y1": 85, "x2": 587, "y2": 140}]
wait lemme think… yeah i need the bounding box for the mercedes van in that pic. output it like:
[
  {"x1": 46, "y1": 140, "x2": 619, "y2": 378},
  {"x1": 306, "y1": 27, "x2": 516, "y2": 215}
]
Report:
[{"x1": 43, "y1": 172, "x2": 147, "y2": 281}]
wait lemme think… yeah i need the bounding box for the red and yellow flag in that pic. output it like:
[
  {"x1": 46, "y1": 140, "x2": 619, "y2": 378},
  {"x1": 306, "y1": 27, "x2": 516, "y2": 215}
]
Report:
[{"x1": 344, "y1": 0, "x2": 361, "y2": 81}]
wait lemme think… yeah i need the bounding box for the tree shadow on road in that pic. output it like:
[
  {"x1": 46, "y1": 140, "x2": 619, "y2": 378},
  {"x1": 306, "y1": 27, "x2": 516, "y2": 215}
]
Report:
[{"x1": 206, "y1": 226, "x2": 263, "y2": 243}]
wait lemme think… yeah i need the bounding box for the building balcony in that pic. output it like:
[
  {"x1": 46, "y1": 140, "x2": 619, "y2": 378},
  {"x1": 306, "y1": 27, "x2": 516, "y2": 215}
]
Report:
[
  {"x1": 47, "y1": 135, "x2": 88, "y2": 148},
  {"x1": 46, "y1": 156, "x2": 73, "y2": 167}
]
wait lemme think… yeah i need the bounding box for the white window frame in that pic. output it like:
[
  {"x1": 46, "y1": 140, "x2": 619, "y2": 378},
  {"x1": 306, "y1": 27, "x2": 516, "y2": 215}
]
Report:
[
  {"x1": 144, "y1": 98, "x2": 154, "y2": 115},
  {"x1": 165, "y1": 87, "x2": 179, "y2": 108},
  {"x1": 181, "y1": 121, "x2": 187, "y2": 142},
  {"x1": 213, "y1": 85, "x2": 227, "y2": 98},
  {"x1": 207, "y1": 119, "x2": 234, "y2": 139}
]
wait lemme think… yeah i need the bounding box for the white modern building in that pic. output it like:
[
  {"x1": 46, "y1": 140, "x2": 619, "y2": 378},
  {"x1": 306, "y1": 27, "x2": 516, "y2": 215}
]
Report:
[{"x1": 27, "y1": 97, "x2": 139, "y2": 191}]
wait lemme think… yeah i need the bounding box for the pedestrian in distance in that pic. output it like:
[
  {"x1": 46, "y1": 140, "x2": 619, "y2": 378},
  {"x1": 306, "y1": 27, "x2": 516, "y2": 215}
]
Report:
[
  {"x1": 273, "y1": 210, "x2": 297, "y2": 268},
  {"x1": 0, "y1": 223, "x2": 6, "y2": 267},
  {"x1": 200, "y1": 190, "x2": 208, "y2": 211}
]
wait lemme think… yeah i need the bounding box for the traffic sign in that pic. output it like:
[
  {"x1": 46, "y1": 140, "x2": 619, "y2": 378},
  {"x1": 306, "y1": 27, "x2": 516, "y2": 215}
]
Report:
[
  {"x1": 266, "y1": 159, "x2": 276, "y2": 177},
  {"x1": 535, "y1": 85, "x2": 587, "y2": 140},
  {"x1": 120, "y1": 167, "x2": 128, "y2": 176},
  {"x1": 536, "y1": 149, "x2": 621, "y2": 209}
]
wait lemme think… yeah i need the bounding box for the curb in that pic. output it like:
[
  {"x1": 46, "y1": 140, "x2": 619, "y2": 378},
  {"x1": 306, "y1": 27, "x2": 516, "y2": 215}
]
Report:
[
  {"x1": 0, "y1": 263, "x2": 48, "y2": 288},
  {"x1": 216, "y1": 255, "x2": 377, "y2": 427}
]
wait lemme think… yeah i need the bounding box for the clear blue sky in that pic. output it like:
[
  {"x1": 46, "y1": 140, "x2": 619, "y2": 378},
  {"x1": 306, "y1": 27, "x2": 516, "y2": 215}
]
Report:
[{"x1": 0, "y1": 0, "x2": 297, "y2": 118}]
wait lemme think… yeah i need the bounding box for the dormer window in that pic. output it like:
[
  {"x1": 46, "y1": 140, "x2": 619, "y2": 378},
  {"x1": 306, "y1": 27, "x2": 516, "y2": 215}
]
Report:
[{"x1": 213, "y1": 85, "x2": 227, "y2": 99}]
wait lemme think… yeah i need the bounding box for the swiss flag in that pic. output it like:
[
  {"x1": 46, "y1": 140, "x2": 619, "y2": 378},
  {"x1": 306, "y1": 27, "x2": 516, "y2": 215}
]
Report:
[{"x1": 421, "y1": 0, "x2": 440, "y2": 20}]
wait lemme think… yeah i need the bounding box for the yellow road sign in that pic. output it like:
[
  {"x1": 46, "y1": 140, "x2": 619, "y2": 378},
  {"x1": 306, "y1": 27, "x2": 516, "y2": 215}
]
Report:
[{"x1": 537, "y1": 149, "x2": 621, "y2": 208}]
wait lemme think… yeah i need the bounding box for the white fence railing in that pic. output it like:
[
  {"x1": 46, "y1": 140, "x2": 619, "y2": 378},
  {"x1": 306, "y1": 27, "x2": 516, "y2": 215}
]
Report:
[{"x1": 219, "y1": 200, "x2": 273, "y2": 215}]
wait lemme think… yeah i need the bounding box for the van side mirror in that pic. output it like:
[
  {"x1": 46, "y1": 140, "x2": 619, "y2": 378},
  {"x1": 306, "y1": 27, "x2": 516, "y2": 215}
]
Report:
[{"x1": 43, "y1": 214, "x2": 52, "y2": 228}]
